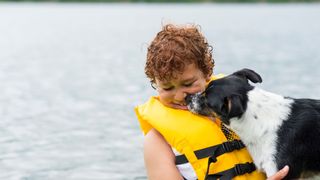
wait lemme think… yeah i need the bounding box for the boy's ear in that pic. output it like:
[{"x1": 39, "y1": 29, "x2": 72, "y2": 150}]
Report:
[{"x1": 205, "y1": 74, "x2": 211, "y2": 82}]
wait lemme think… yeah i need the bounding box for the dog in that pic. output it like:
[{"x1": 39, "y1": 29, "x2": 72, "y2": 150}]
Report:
[{"x1": 186, "y1": 68, "x2": 320, "y2": 179}]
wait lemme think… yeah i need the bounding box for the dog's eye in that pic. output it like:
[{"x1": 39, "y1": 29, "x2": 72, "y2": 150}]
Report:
[
  {"x1": 224, "y1": 97, "x2": 228, "y2": 106},
  {"x1": 221, "y1": 97, "x2": 229, "y2": 114}
]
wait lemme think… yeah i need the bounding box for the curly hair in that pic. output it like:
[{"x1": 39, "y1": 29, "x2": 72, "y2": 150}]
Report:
[{"x1": 145, "y1": 24, "x2": 214, "y2": 83}]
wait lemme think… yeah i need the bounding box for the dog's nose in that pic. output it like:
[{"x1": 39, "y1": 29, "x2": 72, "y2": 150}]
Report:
[{"x1": 185, "y1": 94, "x2": 193, "y2": 104}]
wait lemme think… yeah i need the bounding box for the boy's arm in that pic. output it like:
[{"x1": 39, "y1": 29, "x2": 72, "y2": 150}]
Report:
[
  {"x1": 144, "y1": 128, "x2": 183, "y2": 180},
  {"x1": 267, "y1": 166, "x2": 289, "y2": 180}
]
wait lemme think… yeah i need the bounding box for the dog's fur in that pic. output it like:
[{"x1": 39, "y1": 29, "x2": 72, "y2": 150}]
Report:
[{"x1": 186, "y1": 68, "x2": 320, "y2": 179}]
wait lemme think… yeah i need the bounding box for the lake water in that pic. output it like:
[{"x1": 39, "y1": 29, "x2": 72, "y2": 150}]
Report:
[{"x1": 0, "y1": 2, "x2": 319, "y2": 180}]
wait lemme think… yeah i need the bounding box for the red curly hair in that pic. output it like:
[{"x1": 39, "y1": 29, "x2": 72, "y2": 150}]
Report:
[{"x1": 145, "y1": 24, "x2": 214, "y2": 83}]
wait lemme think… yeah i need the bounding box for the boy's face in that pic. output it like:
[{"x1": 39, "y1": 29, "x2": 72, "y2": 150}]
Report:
[{"x1": 155, "y1": 63, "x2": 211, "y2": 110}]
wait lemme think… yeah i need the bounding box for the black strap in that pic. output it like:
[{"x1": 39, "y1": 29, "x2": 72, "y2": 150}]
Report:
[
  {"x1": 205, "y1": 162, "x2": 256, "y2": 180},
  {"x1": 175, "y1": 140, "x2": 245, "y2": 165}
]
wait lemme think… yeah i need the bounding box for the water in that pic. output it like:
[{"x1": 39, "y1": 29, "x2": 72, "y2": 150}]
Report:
[{"x1": 0, "y1": 3, "x2": 319, "y2": 180}]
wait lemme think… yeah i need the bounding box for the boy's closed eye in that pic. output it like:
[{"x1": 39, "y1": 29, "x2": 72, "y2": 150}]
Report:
[
  {"x1": 162, "y1": 86, "x2": 174, "y2": 91},
  {"x1": 183, "y1": 81, "x2": 195, "y2": 87}
]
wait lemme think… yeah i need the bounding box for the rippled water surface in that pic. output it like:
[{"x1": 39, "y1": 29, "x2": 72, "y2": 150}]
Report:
[{"x1": 0, "y1": 3, "x2": 319, "y2": 180}]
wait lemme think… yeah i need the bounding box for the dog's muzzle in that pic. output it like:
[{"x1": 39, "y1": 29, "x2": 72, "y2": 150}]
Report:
[{"x1": 186, "y1": 93, "x2": 212, "y2": 116}]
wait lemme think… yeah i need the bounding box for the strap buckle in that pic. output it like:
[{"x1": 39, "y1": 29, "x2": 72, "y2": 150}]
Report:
[
  {"x1": 222, "y1": 140, "x2": 244, "y2": 152},
  {"x1": 235, "y1": 162, "x2": 256, "y2": 175},
  {"x1": 208, "y1": 155, "x2": 217, "y2": 163}
]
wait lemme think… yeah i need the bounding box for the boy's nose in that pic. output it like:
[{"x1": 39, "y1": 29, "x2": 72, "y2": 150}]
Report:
[{"x1": 174, "y1": 91, "x2": 187, "y2": 102}]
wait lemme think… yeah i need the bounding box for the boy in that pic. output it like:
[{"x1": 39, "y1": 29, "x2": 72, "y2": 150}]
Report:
[{"x1": 135, "y1": 24, "x2": 288, "y2": 180}]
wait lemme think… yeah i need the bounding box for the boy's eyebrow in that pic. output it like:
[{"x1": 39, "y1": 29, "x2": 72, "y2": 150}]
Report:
[
  {"x1": 181, "y1": 77, "x2": 196, "y2": 82},
  {"x1": 159, "y1": 81, "x2": 172, "y2": 86},
  {"x1": 159, "y1": 77, "x2": 196, "y2": 86}
]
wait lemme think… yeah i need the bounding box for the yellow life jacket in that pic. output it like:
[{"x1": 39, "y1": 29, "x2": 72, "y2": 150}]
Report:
[{"x1": 135, "y1": 75, "x2": 266, "y2": 180}]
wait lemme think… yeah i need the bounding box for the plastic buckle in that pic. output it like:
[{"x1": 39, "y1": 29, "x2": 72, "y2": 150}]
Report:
[
  {"x1": 208, "y1": 155, "x2": 217, "y2": 163},
  {"x1": 235, "y1": 163, "x2": 252, "y2": 175},
  {"x1": 232, "y1": 140, "x2": 243, "y2": 150},
  {"x1": 235, "y1": 164, "x2": 245, "y2": 175},
  {"x1": 222, "y1": 141, "x2": 232, "y2": 152}
]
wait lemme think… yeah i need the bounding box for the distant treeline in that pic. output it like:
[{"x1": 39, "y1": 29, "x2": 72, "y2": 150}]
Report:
[{"x1": 0, "y1": 0, "x2": 319, "y2": 2}]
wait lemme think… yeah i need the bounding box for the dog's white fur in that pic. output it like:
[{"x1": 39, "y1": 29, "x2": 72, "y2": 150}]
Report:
[{"x1": 228, "y1": 87, "x2": 293, "y2": 176}]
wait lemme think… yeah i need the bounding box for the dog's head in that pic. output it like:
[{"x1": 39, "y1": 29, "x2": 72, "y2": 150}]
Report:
[{"x1": 186, "y1": 68, "x2": 262, "y2": 125}]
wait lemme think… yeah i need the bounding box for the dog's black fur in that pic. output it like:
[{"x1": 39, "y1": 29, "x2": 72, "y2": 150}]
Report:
[
  {"x1": 186, "y1": 68, "x2": 320, "y2": 179},
  {"x1": 276, "y1": 98, "x2": 320, "y2": 179}
]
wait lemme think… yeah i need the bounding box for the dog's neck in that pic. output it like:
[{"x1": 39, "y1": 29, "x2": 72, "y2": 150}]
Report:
[{"x1": 228, "y1": 87, "x2": 294, "y2": 143}]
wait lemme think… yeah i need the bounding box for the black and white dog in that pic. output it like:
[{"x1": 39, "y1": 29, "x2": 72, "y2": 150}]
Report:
[{"x1": 186, "y1": 68, "x2": 320, "y2": 179}]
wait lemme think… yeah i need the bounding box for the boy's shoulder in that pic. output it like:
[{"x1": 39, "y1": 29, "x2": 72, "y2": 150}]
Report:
[{"x1": 210, "y1": 73, "x2": 225, "y2": 82}]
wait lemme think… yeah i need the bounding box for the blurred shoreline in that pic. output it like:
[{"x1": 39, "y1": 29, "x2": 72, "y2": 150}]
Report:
[{"x1": 0, "y1": 0, "x2": 320, "y2": 3}]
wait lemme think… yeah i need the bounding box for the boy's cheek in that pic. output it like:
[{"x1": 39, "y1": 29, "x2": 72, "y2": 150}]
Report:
[{"x1": 189, "y1": 85, "x2": 206, "y2": 95}]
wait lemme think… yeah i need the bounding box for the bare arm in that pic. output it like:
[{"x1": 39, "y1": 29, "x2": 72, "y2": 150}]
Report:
[
  {"x1": 144, "y1": 128, "x2": 183, "y2": 180},
  {"x1": 267, "y1": 166, "x2": 289, "y2": 180}
]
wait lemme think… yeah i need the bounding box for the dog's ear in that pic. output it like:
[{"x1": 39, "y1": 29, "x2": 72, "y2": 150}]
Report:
[
  {"x1": 227, "y1": 95, "x2": 245, "y2": 118},
  {"x1": 233, "y1": 68, "x2": 262, "y2": 84}
]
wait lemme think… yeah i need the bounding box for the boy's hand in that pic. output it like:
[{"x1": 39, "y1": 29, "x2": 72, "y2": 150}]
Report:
[{"x1": 267, "y1": 165, "x2": 289, "y2": 180}]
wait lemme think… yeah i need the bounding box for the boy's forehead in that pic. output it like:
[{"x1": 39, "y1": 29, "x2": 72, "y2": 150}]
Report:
[
  {"x1": 156, "y1": 74, "x2": 196, "y2": 85},
  {"x1": 155, "y1": 63, "x2": 202, "y2": 84}
]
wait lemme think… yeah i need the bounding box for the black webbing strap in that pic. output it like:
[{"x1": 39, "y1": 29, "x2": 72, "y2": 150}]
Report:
[
  {"x1": 205, "y1": 162, "x2": 256, "y2": 180},
  {"x1": 175, "y1": 140, "x2": 245, "y2": 165}
]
